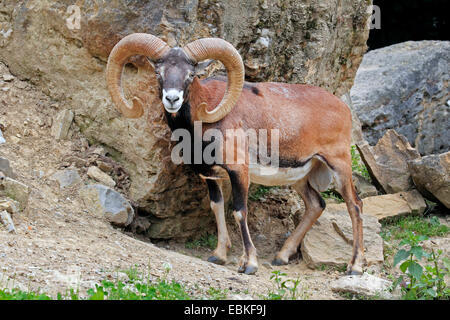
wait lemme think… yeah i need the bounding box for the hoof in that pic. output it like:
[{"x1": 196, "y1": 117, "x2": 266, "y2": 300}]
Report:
[
  {"x1": 244, "y1": 265, "x2": 258, "y2": 275},
  {"x1": 346, "y1": 265, "x2": 363, "y2": 276},
  {"x1": 237, "y1": 265, "x2": 258, "y2": 275},
  {"x1": 207, "y1": 256, "x2": 226, "y2": 265},
  {"x1": 271, "y1": 258, "x2": 288, "y2": 266},
  {"x1": 346, "y1": 270, "x2": 363, "y2": 276}
]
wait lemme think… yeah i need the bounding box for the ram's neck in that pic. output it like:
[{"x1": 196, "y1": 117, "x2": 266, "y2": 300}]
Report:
[{"x1": 188, "y1": 77, "x2": 225, "y2": 122}]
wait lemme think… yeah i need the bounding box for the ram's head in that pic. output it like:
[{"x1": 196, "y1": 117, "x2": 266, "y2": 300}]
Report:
[{"x1": 106, "y1": 33, "x2": 244, "y2": 123}]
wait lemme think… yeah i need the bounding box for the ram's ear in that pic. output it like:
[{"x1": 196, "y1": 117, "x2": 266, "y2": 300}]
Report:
[{"x1": 195, "y1": 59, "x2": 214, "y2": 73}]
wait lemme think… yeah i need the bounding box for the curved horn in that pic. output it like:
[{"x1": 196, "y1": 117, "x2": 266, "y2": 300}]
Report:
[
  {"x1": 106, "y1": 33, "x2": 170, "y2": 118},
  {"x1": 183, "y1": 38, "x2": 244, "y2": 123}
]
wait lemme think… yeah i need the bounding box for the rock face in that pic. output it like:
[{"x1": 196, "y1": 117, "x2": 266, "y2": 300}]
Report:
[
  {"x1": 408, "y1": 152, "x2": 450, "y2": 209},
  {"x1": 358, "y1": 129, "x2": 421, "y2": 194},
  {"x1": 351, "y1": 41, "x2": 450, "y2": 155},
  {"x1": 0, "y1": 0, "x2": 372, "y2": 238},
  {"x1": 301, "y1": 204, "x2": 384, "y2": 269}
]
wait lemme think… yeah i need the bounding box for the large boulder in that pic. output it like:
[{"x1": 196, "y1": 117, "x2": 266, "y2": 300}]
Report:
[
  {"x1": 408, "y1": 152, "x2": 450, "y2": 209},
  {"x1": 0, "y1": 0, "x2": 372, "y2": 238},
  {"x1": 301, "y1": 204, "x2": 384, "y2": 269},
  {"x1": 351, "y1": 41, "x2": 450, "y2": 156}
]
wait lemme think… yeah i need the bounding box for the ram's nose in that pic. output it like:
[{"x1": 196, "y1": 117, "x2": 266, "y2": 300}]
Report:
[
  {"x1": 162, "y1": 88, "x2": 184, "y2": 112},
  {"x1": 165, "y1": 94, "x2": 180, "y2": 104}
]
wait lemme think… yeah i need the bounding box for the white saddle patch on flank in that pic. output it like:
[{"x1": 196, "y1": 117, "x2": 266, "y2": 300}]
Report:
[{"x1": 249, "y1": 161, "x2": 314, "y2": 186}]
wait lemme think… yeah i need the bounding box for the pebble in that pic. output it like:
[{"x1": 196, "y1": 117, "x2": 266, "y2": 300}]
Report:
[
  {"x1": 2, "y1": 74, "x2": 14, "y2": 82},
  {"x1": 87, "y1": 166, "x2": 116, "y2": 188},
  {"x1": 0, "y1": 129, "x2": 5, "y2": 144}
]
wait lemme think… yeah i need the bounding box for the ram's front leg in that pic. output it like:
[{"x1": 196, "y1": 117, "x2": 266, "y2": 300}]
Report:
[
  {"x1": 206, "y1": 179, "x2": 231, "y2": 265},
  {"x1": 227, "y1": 165, "x2": 258, "y2": 275}
]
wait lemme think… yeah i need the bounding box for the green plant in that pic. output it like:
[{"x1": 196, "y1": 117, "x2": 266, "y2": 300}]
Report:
[
  {"x1": 381, "y1": 216, "x2": 449, "y2": 242},
  {"x1": 185, "y1": 233, "x2": 218, "y2": 250},
  {"x1": 0, "y1": 266, "x2": 192, "y2": 300},
  {"x1": 0, "y1": 288, "x2": 53, "y2": 300},
  {"x1": 206, "y1": 287, "x2": 229, "y2": 300},
  {"x1": 249, "y1": 185, "x2": 278, "y2": 201},
  {"x1": 86, "y1": 279, "x2": 191, "y2": 300},
  {"x1": 350, "y1": 145, "x2": 370, "y2": 180},
  {"x1": 264, "y1": 270, "x2": 307, "y2": 300},
  {"x1": 317, "y1": 263, "x2": 347, "y2": 273},
  {"x1": 392, "y1": 231, "x2": 449, "y2": 300},
  {"x1": 320, "y1": 190, "x2": 344, "y2": 203}
]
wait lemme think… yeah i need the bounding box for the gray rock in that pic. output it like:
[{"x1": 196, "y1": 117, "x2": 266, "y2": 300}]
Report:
[
  {"x1": 301, "y1": 204, "x2": 384, "y2": 269},
  {"x1": 408, "y1": 151, "x2": 450, "y2": 208},
  {"x1": 50, "y1": 169, "x2": 82, "y2": 189},
  {"x1": 0, "y1": 157, "x2": 17, "y2": 179},
  {"x1": 0, "y1": 210, "x2": 16, "y2": 233},
  {"x1": 51, "y1": 109, "x2": 74, "y2": 141},
  {"x1": 331, "y1": 273, "x2": 395, "y2": 300},
  {"x1": 80, "y1": 184, "x2": 134, "y2": 227},
  {"x1": 341, "y1": 92, "x2": 365, "y2": 146},
  {"x1": 352, "y1": 172, "x2": 378, "y2": 199},
  {"x1": 351, "y1": 41, "x2": 450, "y2": 155},
  {"x1": 0, "y1": 177, "x2": 30, "y2": 211}
]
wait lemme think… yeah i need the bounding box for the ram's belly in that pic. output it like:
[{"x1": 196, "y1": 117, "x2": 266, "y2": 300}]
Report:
[{"x1": 249, "y1": 162, "x2": 313, "y2": 186}]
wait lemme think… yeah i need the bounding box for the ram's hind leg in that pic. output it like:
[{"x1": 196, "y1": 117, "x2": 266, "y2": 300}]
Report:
[
  {"x1": 329, "y1": 157, "x2": 366, "y2": 275},
  {"x1": 206, "y1": 179, "x2": 231, "y2": 265},
  {"x1": 272, "y1": 178, "x2": 326, "y2": 265}
]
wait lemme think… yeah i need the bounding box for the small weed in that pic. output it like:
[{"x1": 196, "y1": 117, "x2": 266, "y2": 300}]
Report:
[
  {"x1": 320, "y1": 190, "x2": 344, "y2": 203},
  {"x1": 206, "y1": 287, "x2": 229, "y2": 300},
  {"x1": 262, "y1": 270, "x2": 308, "y2": 300},
  {"x1": 249, "y1": 185, "x2": 278, "y2": 201},
  {"x1": 317, "y1": 264, "x2": 347, "y2": 273},
  {"x1": 351, "y1": 145, "x2": 370, "y2": 181},
  {"x1": 185, "y1": 233, "x2": 218, "y2": 250}
]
